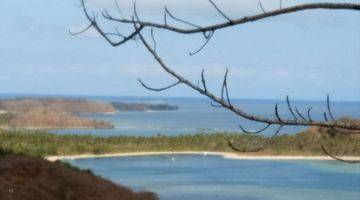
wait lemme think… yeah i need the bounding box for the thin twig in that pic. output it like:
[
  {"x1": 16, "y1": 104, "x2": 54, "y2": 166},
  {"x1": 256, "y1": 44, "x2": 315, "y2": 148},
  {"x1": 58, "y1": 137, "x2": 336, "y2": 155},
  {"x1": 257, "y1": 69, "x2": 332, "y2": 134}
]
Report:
[
  {"x1": 189, "y1": 31, "x2": 214, "y2": 55},
  {"x1": 295, "y1": 107, "x2": 307, "y2": 121},
  {"x1": 321, "y1": 144, "x2": 360, "y2": 163},
  {"x1": 238, "y1": 123, "x2": 271, "y2": 134},
  {"x1": 69, "y1": 23, "x2": 93, "y2": 35},
  {"x1": 286, "y1": 96, "x2": 298, "y2": 120},
  {"x1": 259, "y1": 1, "x2": 267, "y2": 13},
  {"x1": 327, "y1": 95, "x2": 336, "y2": 121},
  {"x1": 138, "y1": 79, "x2": 180, "y2": 91},
  {"x1": 209, "y1": 0, "x2": 233, "y2": 22}
]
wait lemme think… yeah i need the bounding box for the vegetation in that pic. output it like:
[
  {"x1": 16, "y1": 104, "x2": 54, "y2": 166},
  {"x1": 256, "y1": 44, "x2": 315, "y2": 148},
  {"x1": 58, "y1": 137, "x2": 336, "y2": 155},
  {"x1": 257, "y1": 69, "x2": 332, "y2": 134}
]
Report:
[
  {"x1": 0, "y1": 154, "x2": 158, "y2": 200},
  {"x1": 0, "y1": 98, "x2": 116, "y2": 113},
  {"x1": 0, "y1": 113, "x2": 14, "y2": 125},
  {"x1": 110, "y1": 102, "x2": 178, "y2": 111},
  {"x1": 0, "y1": 98, "x2": 115, "y2": 129},
  {"x1": 0, "y1": 128, "x2": 359, "y2": 158}
]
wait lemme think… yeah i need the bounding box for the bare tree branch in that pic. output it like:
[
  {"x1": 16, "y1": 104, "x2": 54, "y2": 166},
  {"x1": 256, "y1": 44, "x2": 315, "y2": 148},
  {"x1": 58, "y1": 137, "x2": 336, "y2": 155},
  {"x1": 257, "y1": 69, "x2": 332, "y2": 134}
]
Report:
[
  {"x1": 229, "y1": 125, "x2": 283, "y2": 152},
  {"x1": 189, "y1": 31, "x2": 214, "y2": 55},
  {"x1": 286, "y1": 96, "x2": 298, "y2": 121},
  {"x1": 258, "y1": 1, "x2": 267, "y2": 13},
  {"x1": 238, "y1": 123, "x2": 271, "y2": 134},
  {"x1": 295, "y1": 107, "x2": 307, "y2": 121},
  {"x1": 69, "y1": 23, "x2": 93, "y2": 35},
  {"x1": 100, "y1": 2, "x2": 360, "y2": 35},
  {"x1": 321, "y1": 144, "x2": 360, "y2": 163},
  {"x1": 130, "y1": 29, "x2": 360, "y2": 132},
  {"x1": 307, "y1": 107, "x2": 313, "y2": 122},
  {"x1": 76, "y1": 0, "x2": 360, "y2": 161},
  {"x1": 137, "y1": 79, "x2": 181, "y2": 92},
  {"x1": 326, "y1": 94, "x2": 336, "y2": 121},
  {"x1": 79, "y1": 0, "x2": 144, "y2": 47},
  {"x1": 209, "y1": 0, "x2": 232, "y2": 22}
]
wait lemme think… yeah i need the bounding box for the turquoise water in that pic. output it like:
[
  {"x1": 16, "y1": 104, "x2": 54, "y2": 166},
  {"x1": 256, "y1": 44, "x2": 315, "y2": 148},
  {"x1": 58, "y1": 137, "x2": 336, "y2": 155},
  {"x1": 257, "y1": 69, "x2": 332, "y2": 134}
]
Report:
[{"x1": 67, "y1": 155, "x2": 360, "y2": 200}]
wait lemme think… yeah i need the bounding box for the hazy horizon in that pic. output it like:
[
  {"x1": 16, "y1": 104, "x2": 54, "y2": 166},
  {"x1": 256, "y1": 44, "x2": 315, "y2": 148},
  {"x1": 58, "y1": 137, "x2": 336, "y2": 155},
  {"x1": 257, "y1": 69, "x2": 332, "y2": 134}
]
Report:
[{"x1": 1, "y1": 92, "x2": 359, "y2": 103}]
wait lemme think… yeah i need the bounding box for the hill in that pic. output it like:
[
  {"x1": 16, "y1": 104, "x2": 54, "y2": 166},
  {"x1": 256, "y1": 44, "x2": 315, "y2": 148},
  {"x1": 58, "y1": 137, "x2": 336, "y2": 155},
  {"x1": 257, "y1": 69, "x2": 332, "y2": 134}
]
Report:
[
  {"x1": 0, "y1": 98, "x2": 116, "y2": 113},
  {"x1": 0, "y1": 153, "x2": 158, "y2": 200},
  {"x1": 0, "y1": 98, "x2": 115, "y2": 129}
]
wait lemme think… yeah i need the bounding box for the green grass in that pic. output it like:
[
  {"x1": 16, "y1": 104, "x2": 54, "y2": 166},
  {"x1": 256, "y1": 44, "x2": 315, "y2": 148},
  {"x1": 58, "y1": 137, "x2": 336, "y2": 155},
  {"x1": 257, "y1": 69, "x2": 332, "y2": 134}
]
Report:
[
  {"x1": 0, "y1": 129, "x2": 359, "y2": 157},
  {"x1": 0, "y1": 113, "x2": 14, "y2": 125}
]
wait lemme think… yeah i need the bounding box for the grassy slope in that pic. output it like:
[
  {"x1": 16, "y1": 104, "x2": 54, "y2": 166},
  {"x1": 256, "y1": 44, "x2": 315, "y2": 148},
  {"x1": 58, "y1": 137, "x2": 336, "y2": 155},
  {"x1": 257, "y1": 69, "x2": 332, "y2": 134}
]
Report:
[{"x1": 0, "y1": 128, "x2": 359, "y2": 157}]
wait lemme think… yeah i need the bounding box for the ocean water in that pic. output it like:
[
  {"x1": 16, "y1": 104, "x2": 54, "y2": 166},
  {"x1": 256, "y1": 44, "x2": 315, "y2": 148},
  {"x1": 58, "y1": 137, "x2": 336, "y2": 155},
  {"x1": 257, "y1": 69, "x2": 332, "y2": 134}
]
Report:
[
  {"x1": 1, "y1": 95, "x2": 359, "y2": 136},
  {"x1": 53, "y1": 96, "x2": 360, "y2": 136},
  {"x1": 66, "y1": 155, "x2": 360, "y2": 200}
]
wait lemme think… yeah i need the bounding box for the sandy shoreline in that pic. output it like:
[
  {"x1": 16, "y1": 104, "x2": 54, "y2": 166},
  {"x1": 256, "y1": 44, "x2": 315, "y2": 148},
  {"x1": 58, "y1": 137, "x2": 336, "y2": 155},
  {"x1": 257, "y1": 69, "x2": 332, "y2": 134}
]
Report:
[{"x1": 45, "y1": 151, "x2": 360, "y2": 162}]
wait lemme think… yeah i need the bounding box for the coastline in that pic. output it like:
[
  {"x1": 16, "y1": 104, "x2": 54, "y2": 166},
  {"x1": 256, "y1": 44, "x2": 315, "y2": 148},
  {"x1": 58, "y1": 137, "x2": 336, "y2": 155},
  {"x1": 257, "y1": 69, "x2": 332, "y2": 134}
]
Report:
[
  {"x1": 0, "y1": 125, "x2": 114, "y2": 130},
  {"x1": 45, "y1": 151, "x2": 360, "y2": 162}
]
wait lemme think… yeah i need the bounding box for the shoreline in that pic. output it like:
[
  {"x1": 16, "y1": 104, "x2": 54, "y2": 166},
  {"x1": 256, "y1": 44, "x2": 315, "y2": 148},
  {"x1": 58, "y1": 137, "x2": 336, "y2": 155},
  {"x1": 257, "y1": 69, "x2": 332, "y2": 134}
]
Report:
[
  {"x1": 45, "y1": 151, "x2": 360, "y2": 162},
  {"x1": 0, "y1": 126, "x2": 114, "y2": 131}
]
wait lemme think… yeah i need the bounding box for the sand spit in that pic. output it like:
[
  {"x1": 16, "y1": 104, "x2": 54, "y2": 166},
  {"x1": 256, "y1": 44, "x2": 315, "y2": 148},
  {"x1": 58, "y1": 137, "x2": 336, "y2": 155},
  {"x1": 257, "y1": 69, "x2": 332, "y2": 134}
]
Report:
[{"x1": 45, "y1": 151, "x2": 360, "y2": 162}]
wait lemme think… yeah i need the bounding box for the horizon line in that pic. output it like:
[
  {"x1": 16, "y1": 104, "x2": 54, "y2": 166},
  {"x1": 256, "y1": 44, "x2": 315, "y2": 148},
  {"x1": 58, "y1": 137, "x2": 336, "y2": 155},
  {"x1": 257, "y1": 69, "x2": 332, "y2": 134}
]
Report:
[{"x1": 0, "y1": 92, "x2": 359, "y2": 103}]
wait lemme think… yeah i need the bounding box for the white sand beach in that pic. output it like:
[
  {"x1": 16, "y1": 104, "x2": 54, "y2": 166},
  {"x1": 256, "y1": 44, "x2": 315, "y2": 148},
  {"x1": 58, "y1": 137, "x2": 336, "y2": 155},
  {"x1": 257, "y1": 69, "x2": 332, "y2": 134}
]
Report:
[{"x1": 45, "y1": 151, "x2": 360, "y2": 162}]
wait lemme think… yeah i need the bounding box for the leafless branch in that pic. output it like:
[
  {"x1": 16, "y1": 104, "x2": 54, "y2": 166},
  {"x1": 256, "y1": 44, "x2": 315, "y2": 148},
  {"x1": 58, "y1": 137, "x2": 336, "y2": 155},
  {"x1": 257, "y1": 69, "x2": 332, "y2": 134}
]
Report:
[
  {"x1": 137, "y1": 79, "x2": 181, "y2": 92},
  {"x1": 209, "y1": 0, "x2": 232, "y2": 22},
  {"x1": 76, "y1": 0, "x2": 360, "y2": 161},
  {"x1": 327, "y1": 94, "x2": 336, "y2": 121},
  {"x1": 307, "y1": 107, "x2": 313, "y2": 122},
  {"x1": 286, "y1": 96, "x2": 298, "y2": 121},
  {"x1": 295, "y1": 107, "x2": 307, "y2": 121},
  {"x1": 69, "y1": 23, "x2": 93, "y2": 35},
  {"x1": 163, "y1": 7, "x2": 202, "y2": 29},
  {"x1": 114, "y1": 0, "x2": 125, "y2": 19},
  {"x1": 274, "y1": 104, "x2": 283, "y2": 122},
  {"x1": 150, "y1": 28, "x2": 157, "y2": 52},
  {"x1": 238, "y1": 123, "x2": 271, "y2": 134},
  {"x1": 189, "y1": 30, "x2": 214, "y2": 55},
  {"x1": 321, "y1": 144, "x2": 360, "y2": 163},
  {"x1": 258, "y1": 1, "x2": 267, "y2": 13},
  {"x1": 98, "y1": 2, "x2": 360, "y2": 36},
  {"x1": 130, "y1": 30, "x2": 360, "y2": 132},
  {"x1": 79, "y1": 0, "x2": 143, "y2": 46},
  {"x1": 229, "y1": 125, "x2": 283, "y2": 152}
]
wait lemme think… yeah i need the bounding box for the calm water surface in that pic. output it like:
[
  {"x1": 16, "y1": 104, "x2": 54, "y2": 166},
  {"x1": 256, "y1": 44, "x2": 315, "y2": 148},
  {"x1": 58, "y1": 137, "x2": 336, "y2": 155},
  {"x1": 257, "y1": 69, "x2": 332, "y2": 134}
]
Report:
[
  {"x1": 67, "y1": 155, "x2": 360, "y2": 200},
  {"x1": 1, "y1": 95, "x2": 359, "y2": 136},
  {"x1": 47, "y1": 96, "x2": 360, "y2": 136}
]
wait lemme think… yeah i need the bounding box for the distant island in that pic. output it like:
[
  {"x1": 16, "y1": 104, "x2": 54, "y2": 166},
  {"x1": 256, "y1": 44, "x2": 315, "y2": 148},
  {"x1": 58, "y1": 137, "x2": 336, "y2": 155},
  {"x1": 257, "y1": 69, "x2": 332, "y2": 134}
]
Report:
[
  {"x1": 110, "y1": 102, "x2": 178, "y2": 111},
  {"x1": 0, "y1": 98, "x2": 115, "y2": 129},
  {"x1": 0, "y1": 98, "x2": 179, "y2": 129}
]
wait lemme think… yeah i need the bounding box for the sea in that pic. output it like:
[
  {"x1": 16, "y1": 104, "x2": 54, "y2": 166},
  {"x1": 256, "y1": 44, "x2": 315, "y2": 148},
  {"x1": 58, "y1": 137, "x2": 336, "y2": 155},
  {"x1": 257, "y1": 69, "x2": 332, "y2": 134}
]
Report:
[
  {"x1": 2, "y1": 94, "x2": 358, "y2": 136},
  {"x1": 2, "y1": 94, "x2": 360, "y2": 199},
  {"x1": 66, "y1": 154, "x2": 360, "y2": 200}
]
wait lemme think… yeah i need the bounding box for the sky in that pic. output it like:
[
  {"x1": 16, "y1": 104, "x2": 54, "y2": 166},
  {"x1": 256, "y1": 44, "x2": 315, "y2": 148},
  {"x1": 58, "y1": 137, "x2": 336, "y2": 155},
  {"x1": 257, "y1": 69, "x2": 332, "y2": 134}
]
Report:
[{"x1": 0, "y1": 0, "x2": 359, "y2": 101}]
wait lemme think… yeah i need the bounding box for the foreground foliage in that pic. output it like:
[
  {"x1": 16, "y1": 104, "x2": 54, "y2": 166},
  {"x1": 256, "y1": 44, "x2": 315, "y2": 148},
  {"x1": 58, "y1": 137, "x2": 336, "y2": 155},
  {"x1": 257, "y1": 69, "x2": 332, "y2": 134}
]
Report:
[{"x1": 0, "y1": 154, "x2": 158, "y2": 200}]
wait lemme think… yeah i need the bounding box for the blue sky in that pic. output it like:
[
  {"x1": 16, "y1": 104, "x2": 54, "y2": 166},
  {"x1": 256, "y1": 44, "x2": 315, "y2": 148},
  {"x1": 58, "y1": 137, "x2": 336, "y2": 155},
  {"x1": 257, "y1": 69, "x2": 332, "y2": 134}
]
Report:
[{"x1": 0, "y1": 0, "x2": 359, "y2": 101}]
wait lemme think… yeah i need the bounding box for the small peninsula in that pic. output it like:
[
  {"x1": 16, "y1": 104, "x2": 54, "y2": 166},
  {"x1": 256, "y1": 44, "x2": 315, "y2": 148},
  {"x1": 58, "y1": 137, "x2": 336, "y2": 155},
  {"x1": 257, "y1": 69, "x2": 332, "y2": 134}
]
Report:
[
  {"x1": 110, "y1": 102, "x2": 178, "y2": 111},
  {"x1": 0, "y1": 98, "x2": 115, "y2": 129},
  {"x1": 1, "y1": 118, "x2": 359, "y2": 158}
]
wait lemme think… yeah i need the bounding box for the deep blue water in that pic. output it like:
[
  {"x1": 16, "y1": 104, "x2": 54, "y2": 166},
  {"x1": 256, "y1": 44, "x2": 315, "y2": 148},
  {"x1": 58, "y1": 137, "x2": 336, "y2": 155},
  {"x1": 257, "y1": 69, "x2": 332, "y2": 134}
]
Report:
[
  {"x1": 1, "y1": 94, "x2": 359, "y2": 136},
  {"x1": 67, "y1": 155, "x2": 360, "y2": 200}
]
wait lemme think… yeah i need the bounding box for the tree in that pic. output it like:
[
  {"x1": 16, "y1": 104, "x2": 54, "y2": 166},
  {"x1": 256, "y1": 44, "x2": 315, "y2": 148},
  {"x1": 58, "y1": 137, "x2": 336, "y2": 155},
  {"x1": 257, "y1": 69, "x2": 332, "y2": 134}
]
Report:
[{"x1": 74, "y1": 0, "x2": 360, "y2": 162}]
